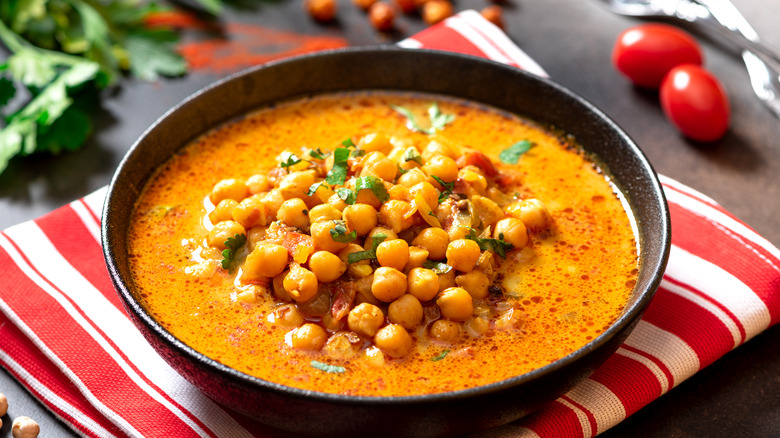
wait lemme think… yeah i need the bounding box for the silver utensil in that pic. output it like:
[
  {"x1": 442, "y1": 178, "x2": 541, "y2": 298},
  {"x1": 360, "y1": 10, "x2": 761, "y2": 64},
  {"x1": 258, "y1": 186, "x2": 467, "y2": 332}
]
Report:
[{"x1": 599, "y1": 0, "x2": 780, "y2": 119}]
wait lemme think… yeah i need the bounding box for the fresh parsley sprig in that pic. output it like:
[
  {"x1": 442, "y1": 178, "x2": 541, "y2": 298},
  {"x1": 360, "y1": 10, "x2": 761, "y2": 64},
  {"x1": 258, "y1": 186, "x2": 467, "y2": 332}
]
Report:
[
  {"x1": 498, "y1": 140, "x2": 535, "y2": 164},
  {"x1": 391, "y1": 102, "x2": 455, "y2": 134},
  {"x1": 220, "y1": 233, "x2": 247, "y2": 270},
  {"x1": 464, "y1": 227, "x2": 514, "y2": 258},
  {"x1": 347, "y1": 233, "x2": 387, "y2": 264},
  {"x1": 330, "y1": 220, "x2": 357, "y2": 243},
  {"x1": 431, "y1": 175, "x2": 454, "y2": 203}
]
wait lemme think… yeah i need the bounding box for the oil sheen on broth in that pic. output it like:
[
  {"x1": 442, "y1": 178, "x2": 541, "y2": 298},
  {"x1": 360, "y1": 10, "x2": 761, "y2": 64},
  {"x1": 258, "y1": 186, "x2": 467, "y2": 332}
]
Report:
[{"x1": 128, "y1": 92, "x2": 638, "y2": 396}]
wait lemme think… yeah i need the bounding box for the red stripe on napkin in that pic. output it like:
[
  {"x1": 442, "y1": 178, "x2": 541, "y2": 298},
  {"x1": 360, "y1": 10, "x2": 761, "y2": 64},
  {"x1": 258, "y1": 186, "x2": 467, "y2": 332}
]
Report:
[{"x1": 0, "y1": 10, "x2": 778, "y2": 438}]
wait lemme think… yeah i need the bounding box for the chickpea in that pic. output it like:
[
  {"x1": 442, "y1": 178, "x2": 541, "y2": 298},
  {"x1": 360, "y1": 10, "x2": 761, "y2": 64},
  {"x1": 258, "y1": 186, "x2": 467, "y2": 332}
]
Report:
[
  {"x1": 455, "y1": 270, "x2": 489, "y2": 299},
  {"x1": 494, "y1": 218, "x2": 529, "y2": 249},
  {"x1": 343, "y1": 204, "x2": 378, "y2": 236},
  {"x1": 358, "y1": 133, "x2": 392, "y2": 154},
  {"x1": 436, "y1": 287, "x2": 474, "y2": 321},
  {"x1": 278, "y1": 198, "x2": 310, "y2": 230},
  {"x1": 271, "y1": 304, "x2": 304, "y2": 327},
  {"x1": 309, "y1": 250, "x2": 346, "y2": 283},
  {"x1": 348, "y1": 302, "x2": 385, "y2": 337},
  {"x1": 411, "y1": 227, "x2": 449, "y2": 260},
  {"x1": 369, "y1": 2, "x2": 395, "y2": 31},
  {"x1": 429, "y1": 319, "x2": 461, "y2": 343},
  {"x1": 232, "y1": 196, "x2": 270, "y2": 228},
  {"x1": 471, "y1": 195, "x2": 504, "y2": 227},
  {"x1": 311, "y1": 220, "x2": 350, "y2": 253},
  {"x1": 388, "y1": 184, "x2": 411, "y2": 202},
  {"x1": 364, "y1": 226, "x2": 398, "y2": 250},
  {"x1": 322, "y1": 311, "x2": 345, "y2": 332},
  {"x1": 398, "y1": 168, "x2": 428, "y2": 188},
  {"x1": 309, "y1": 204, "x2": 343, "y2": 223},
  {"x1": 305, "y1": 0, "x2": 336, "y2": 22},
  {"x1": 438, "y1": 268, "x2": 456, "y2": 292},
  {"x1": 327, "y1": 193, "x2": 348, "y2": 211},
  {"x1": 354, "y1": 187, "x2": 382, "y2": 209},
  {"x1": 291, "y1": 323, "x2": 328, "y2": 350},
  {"x1": 480, "y1": 5, "x2": 504, "y2": 29},
  {"x1": 421, "y1": 140, "x2": 456, "y2": 162},
  {"x1": 365, "y1": 345, "x2": 387, "y2": 368},
  {"x1": 210, "y1": 178, "x2": 248, "y2": 204},
  {"x1": 445, "y1": 239, "x2": 481, "y2": 272},
  {"x1": 422, "y1": 0, "x2": 453, "y2": 24},
  {"x1": 423, "y1": 155, "x2": 458, "y2": 184},
  {"x1": 353, "y1": 0, "x2": 377, "y2": 10},
  {"x1": 11, "y1": 417, "x2": 40, "y2": 438},
  {"x1": 507, "y1": 198, "x2": 551, "y2": 232},
  {"x1": 208, "y1": 199, "x2": 238, "y2": 224},
  {"x1": 242, "y1": 243, "x2": 289, "y2": 281},
  {"x1": 379, "y1": 200, "x2": 415, "y2": 234},
  {"x1": 246, "y1": 174, "x2": 271, "y2": 194},
  {"x1": 407, "y1": 267, "x2": 439, "y2": 301},
  {"x1": 376, "y1": 239, "x2": 410, "y2": 271},
  {"x1": 0, "y1": 392, "x2": 7, "y2": 416},
  {"x1": 207, "y1": 220, "x2": 246, "y2": 249},
  {"x1": 324, "y1": 332, "x2": 361, "y2": 359},
  {"x1": 388, "y1": 294, "x2": 423, "y2": 330},
  {"x1": 372, "y1": 267, "x2": 408, "y2": 302},
  {"x1": 261, "y1": 189, "x2": 285, "y2": 217},
  {"x1": 278, "y1": 170, "x2": 316, "y2": 201},
  {"x1": 361, "y1": 151, "x2": 397, "y2": 182},
  {"x1": 374, "y1": 324, "x2": 413, "y2": 358},
  {"x1": 283, "y1": 264, "x2": 319, "y2": 302},
  {"x1": 409, "y1": 182, "x2": 440, "y2": 210},
  {"x1": 406, "y1": 246, "x2": 430, "y2": 270}
]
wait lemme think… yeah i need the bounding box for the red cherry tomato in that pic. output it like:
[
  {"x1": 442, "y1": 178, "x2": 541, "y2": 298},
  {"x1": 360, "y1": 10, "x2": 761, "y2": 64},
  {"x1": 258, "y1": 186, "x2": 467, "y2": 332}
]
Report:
[
  {"x1": 660, "y1": 64, "x2": 730, "y2": 142},
  {"x1": 613, "y1": 24, "x2": 703, "y2": 88}
]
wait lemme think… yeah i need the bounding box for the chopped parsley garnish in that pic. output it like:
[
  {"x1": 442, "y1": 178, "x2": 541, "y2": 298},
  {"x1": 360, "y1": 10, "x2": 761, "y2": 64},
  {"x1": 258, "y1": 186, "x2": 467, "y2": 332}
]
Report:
[
  {"x1": 308, "y1": 148, "x2": 330, "y2": 160},
  {"x1": 402, "y1": 147, "x2": 423, "y2": 165},
  {"x1": 306, "y1": 181, "x2": 328, "y2": 196},
  {"x1": 350, "y1": 149, "x2": 366, "y2": 158},
  {"x1": 422, "y1": 260, "x2": 453, "y2": 274},
  {"x1": 354, "y1": 175, "x2": 390, "y2": 203},
  {"x1": 336, "y1": 187, "x2": 357, "y2": 205},
  {"x1": 220, "y1": 233, "x2": 246, "y2": 270},
  {"x1": 347, "y1": 233, "x2": 388, "y2": 264},
  {"x1": 431, "y1": 349, "x2": 450, "y2": 362},
  {"x1": 464, "y1": 227, "x2": 514, "y2": 258},
  {"x1": 325, "y1": 147, "x2": 350, "y2": 185},
  {"x1": 280, "y1": 153, "x2": 304, "y2": 173},
  {"x1": 341, "y1": 138, "x2": 356, "y2": 148},
  {"x1": 431, "y1": 175, "x2": 454, "y2": 203},
  {"x1": 330, "y1": 220, "x2": 357, "y2": 243},
  {"x1": 391, "y1": 102, "x2": 455, "y2": 134},
  {"x1": 498, "y1": 140, "x2": 535, "y2": 164},
  {"x1": 310, "y1": 360, "x2": 346, "y2": 374}
]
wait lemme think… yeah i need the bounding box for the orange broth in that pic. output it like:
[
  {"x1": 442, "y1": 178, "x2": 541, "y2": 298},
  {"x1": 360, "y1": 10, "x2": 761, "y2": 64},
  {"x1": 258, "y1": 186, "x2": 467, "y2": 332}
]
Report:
[{"x1": 128, "y1": 93, "x2": 638, "y2": 396}]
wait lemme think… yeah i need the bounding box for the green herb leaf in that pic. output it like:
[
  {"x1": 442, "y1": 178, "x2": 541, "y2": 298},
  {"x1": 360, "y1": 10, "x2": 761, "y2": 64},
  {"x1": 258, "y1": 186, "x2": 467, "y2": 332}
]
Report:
[
  {"x1": 350, "y1": 148, "x2": 366, "y2": 158},
  {"x1": 431, "y1": 175, "x2": 454, "y2": 203},
  {"x1": 347, "y1": 233, "x2": 387, "y2": 264},
  {"x1": 309, "y1": 147, "x2": 330, "y2": 160},
  {"x1": 220, "y1": 233, "x2": 247, "y2": 270},
  {"x1": 306, "y1": 181, "x2": 328, "y2": 197},
  {"x1": 432, "y1": 349, "x2": 450, "y2": 362},
  {"x1": 0, "y1": 76, "x2": 16, "y2": 106},
  {"x1": 354, "y1": 175, "x2": 389, "y2": 203},
  {"x1": 428, "y1": 103, "x2": 455, "y2": 131},
  {"x1": 422, "y1": 260, "x2": 453, "y2": 274},
  {"x1": 310, "y1": 360, "x2": 346, "y2": 374},
  {"x1": 325, "y1": 147, "x2": 350, "y2": 185},
  {"x1": 498, "y1": 140, "x2": 535, "y2": 164},
  {"x1": 336, "y1": 187, "x2": 357, "y2": 205},
  {"x1": 402, "y1": 147, "x2": 422, "y2": 165},
  {"x1": 280, "y1": 153, "x2": 304, "y2": 173},
  {"x1": 126, "y1": 29, "x2": 188, "y2": 82},
  {"x1": 341, "y1": 138, "x2": 355, "y2": 147},
  {"x1": 464, "y1": 228, "x2": 514, "y2": 258},
  {"x1": 192, "y1": 0, "x2": 224, "y2": 15},
  {"x1": 330, "y1": 220, "x2": 357, "y2": 243}
]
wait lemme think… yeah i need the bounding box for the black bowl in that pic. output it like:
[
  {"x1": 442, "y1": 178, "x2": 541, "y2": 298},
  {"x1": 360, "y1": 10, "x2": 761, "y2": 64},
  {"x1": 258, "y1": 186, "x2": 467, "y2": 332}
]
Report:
[{"x1": 102, "y1": 47, "x2": 670, "y2": 438}]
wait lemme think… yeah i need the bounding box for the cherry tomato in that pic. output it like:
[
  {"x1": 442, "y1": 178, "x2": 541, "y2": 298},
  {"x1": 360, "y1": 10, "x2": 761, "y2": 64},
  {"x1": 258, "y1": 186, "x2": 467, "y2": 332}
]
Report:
[
  {"x1": 613, "y1": 24, "x2": 703, "y2": 88},
  {"x1": 660, "y1": 64, "x2": 730, "y2": 142}
]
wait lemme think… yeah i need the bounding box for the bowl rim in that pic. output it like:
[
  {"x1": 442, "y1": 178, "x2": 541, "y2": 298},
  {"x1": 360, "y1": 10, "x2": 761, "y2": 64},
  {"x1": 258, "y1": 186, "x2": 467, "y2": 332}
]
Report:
[{"x1": 102, "y1": 45, "x2": 671, "y2": 406}]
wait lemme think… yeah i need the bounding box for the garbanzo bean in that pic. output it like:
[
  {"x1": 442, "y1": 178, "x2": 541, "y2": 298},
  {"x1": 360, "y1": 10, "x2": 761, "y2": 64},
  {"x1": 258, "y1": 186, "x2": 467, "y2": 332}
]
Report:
[
  {"x1": 412, "y1": 227, "x2": 449, "y2": 260},
  {"x1": 311, "y1": 220, "x2": 350, "y2": 253},
  {"x1": 507, "y1": 198, "x2": 551, "y2": 232},
  {"x1": 388, "y1": 294, "x2": 423, "y2": 330},
  {"x1": 388, "y1": 184, "x2": 410, "y2": 202},
  {"x1": 305, "y1": 0, "x2": 336, "y2": 22},
  {"x1": 436, "y1": 287, "x2": 474, "y2": 321},
  {"x1": 429, "y1": 319, "x2": 461, "y2": 343},
  {"x1": 397, "y1": 168, "x2": 428, "y2": 188},
  {"x1": 232, "y1": 196, "x2": 270, "y2": 228},
  {"x1": 445, "y1": 239, "x2": 481, "y2": 272},
  {"x1": 261, "y1": 189, "x2": 285, "y2": 217},
  {"x1": 409, "y1": 182, "x2": 440, "y2": 210},
  {"x1": 455, "y1": 270, "x2": 489, "y2": 299},
  {"x1": 422, "y1": 0, "x2": 453, "y2": 25},
  {"x1": 361, "y1": 151, "x2": 397, "y2": 181},
  {"x1": 466, "y1": 316, "x2": 490, "y2": 337},
  {"x1": 278, "y1": 198, "x2": 310, "y2": 230},
  {"x1": 309, "y1": 204, "x2": 343, "y2": 223},
  {"x1": 438, "y1": 268, "x2": 456, "y2": 292},
  {"x1": 364, "y1": 226, "x2": 398, "y2": 250},
  {"x1": 283, "y1": 264, "x2": 319, "y2": 302},
  {"x1": 242, "y1": 243, "x2": 288, "y2": 281},
  {"x1": 309, "y1": 250, "x2": 346, "y2": 283},
  {"x1": 246, "y1": 174, "x2": 271, "y2": 194},
  {"x1": 406, "y1": 246, "x2": 430, "y2": 270},
  {"x1": 357, "y1": 132, "x2": 392, "y2": 154},
  {"x1": 343, "y1": 204, "x2": 378, "y2": 236},
  {"x1": 407, "y1": 267, "x2": 439, "y2": 301},
  {"x1": 271, "y1": 304, "x2": 304, "y2": 327},
  {"x1": 324, "y1": 332, "x2": 361, "y2": 359},
  {"x1": 291, "y1": 323, "x2": 328, "y2": 350},
  {"x1": 376, "y1": 239, "x2": 409, "y2": 270},
  {"x1": 374, "y1": 324, "x2": 412, "y2": 358},
  {"x1": 327, "y1": 193, "x2": 348, "y2": 211},
  {"x1": 208, "y1": 199, "x2": 238, "y2": 224},
  {"x1": 348, "y1": 302, "x2": 385, "y2": 337},
  {"x1": 207, "y1": 220, "x2": 246, "y2": 249},
  {"x1": 379, "y1": 200, "x2": 415, "y2": 234},
  {"x1": 210, "y1": 178, "x2": 248, "y2": 204},
  {"x1": 494, "y1": 218, "x2": 529, "y2": 249},
  {"x1": 369, "y1": 2, "x2": 395, "y2": 31},
  {"x1": 372, "y1": 267, "x2": 408, "y2": 302},
  {"x1": 279, "y1": 170, "x2": 316, "y2": 201},
  {"x1": 423, "y1": 155, "x2": 458, "y2": 183}
]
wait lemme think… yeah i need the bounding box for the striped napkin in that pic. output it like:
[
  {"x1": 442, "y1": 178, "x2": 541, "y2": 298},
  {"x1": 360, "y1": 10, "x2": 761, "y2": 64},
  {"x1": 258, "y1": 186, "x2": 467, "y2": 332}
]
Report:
[{"x1": 1, "y1": 10, "x2": 778, "y2": 438}]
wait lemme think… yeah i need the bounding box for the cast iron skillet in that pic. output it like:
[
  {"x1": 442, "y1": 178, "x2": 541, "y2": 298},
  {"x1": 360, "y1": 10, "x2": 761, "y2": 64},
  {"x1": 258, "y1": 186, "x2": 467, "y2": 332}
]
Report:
[{"x1": 102, "y1": 47, "x2": 671, "y2": 438}]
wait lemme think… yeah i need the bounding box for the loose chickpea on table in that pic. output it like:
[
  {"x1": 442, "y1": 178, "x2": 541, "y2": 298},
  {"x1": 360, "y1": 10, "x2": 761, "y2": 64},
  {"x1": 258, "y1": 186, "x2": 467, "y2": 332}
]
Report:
[{"x1": 192, "y1": 104, "x2": 555, "y2": 366}]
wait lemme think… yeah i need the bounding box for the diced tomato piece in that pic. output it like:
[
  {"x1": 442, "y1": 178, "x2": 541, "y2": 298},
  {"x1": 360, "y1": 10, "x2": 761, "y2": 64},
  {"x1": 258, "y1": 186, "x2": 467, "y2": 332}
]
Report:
[{"x1": 456, "y1": 152, "x2": 498, "y2": 177}]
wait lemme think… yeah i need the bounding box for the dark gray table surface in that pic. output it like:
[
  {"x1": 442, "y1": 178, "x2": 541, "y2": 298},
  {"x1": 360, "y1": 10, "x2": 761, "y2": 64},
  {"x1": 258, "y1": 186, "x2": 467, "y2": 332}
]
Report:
[{"x1": 1, "y1": 0, "x2": 778, "y2": 436}]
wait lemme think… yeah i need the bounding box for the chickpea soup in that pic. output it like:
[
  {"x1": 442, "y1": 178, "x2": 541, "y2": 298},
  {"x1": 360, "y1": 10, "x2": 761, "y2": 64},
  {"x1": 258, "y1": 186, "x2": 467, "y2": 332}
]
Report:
[{"x1": 128, "y1": 92, "x2": 638, "y2": 396}]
